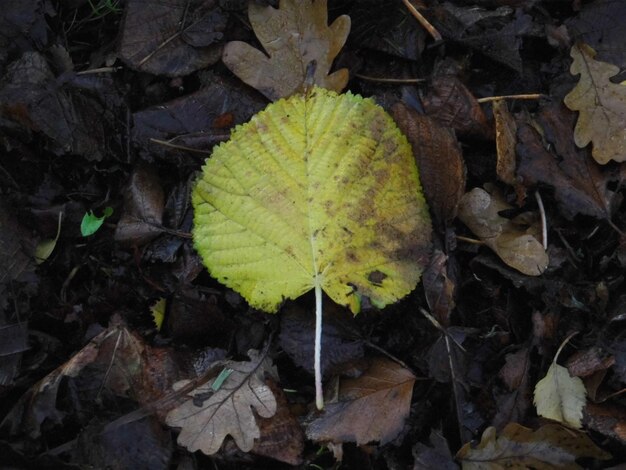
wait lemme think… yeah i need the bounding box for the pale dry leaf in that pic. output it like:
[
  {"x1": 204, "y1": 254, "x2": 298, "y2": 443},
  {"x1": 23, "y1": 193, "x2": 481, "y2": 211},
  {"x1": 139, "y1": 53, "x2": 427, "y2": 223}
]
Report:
[
  {"x1": 222, "y1": 0, "x2": 350, "y2": 101},
  {"x1": 166, "y1": 350, "x2": 277, "y2": 455},
  {"x1": 564, "y1": 42, "x2": 626, "y2": 164},
  {"x1": 534, "y1": 360, "x2": 586, "y2": 429},
  {"x1": 458, "y1": 187, "x2": 548, "y2": 276},
  {"x1": 456, "y1": 422, "x2": 610, "y2": 469},
  {"x1": 305, "y1": 357, "x2": 415, "y2": 445}
]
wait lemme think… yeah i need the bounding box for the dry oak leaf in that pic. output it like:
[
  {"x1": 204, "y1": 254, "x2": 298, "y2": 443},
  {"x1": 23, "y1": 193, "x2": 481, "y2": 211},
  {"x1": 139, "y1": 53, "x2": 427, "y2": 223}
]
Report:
[
  {"x1": 564, "y1": 42, "x2": 626, "y2": 164},
  {"x1": 165, "y1": 350, "x2": 277, "y2": 455},
  {"x1": 222, "y1": 0, "x2": 350, "y2": 101},
  {"x1": 456, "y1": 422, "x2": 610, "y2": 469},
  {"x1": 305, "y1": 357, "x2": 415, "y2": 445},
  {"x1": 458, "y1": 187, "x2": 548, "y2": 276}
]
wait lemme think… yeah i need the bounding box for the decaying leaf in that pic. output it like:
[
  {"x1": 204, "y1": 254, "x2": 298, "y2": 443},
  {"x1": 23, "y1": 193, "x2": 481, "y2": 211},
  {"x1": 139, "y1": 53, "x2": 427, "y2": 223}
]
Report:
[
  {"x1": 114, "y1": 165, "x2": 165, "y2": 246},
  {"x1": 252, "y1": 379, "x2": 305, "y2": 465},
  {"x1": 392, "y1": 102, "x2": 466, "y2": 229},
  {"x1": 305, "y1": 358, "x2": 415, "y2": 445},
  {"x1": 422, "y1": 250, "x2": 456, "y2": 326},
  {"x1": 192, "y1": 87, "x2": 431, "y2": 408},
  {"x1": 222, "y1": 0, "x2": 350, "y2": 101},
  {"x1": 422, "y1": 75, "x2": 491, "y2": 139},
  {"x1": 458, "y1": 187, "x2": 548, "y2": 276},
  {"x1": 34, "y1": 211, "x2": 62, "y2": 264},
  {"x1": 492, "y1": 99, "x2": 517, "y2": 188},
  {"x1": 165, "y1": 350, "x2": 277, "y2": 454},
  {"x1": 534, "y1": 338, "x2": 587, "y2": 429},
  {"x1": 516, "y1": 103, "x2": 619, "y2": 220},
  {"x1": 118, "y1": 0, "x2": 225, "y2": 76},
  {"x1": 564, "y1": 42, "x2": 626, "y2": 164},
  {"x1": 456, "y1": 422, "x2": 610, "y2": 469}
]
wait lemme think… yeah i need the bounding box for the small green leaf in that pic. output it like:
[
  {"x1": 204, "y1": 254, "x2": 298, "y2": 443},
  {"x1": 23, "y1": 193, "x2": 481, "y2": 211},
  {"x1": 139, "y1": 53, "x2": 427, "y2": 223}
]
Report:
[
  {"x1": 81, "y1": 206, "x2": 113, "y2": 236},
  {"x1": 35, "y1": 212, "x2": 63, "y2": 264}
]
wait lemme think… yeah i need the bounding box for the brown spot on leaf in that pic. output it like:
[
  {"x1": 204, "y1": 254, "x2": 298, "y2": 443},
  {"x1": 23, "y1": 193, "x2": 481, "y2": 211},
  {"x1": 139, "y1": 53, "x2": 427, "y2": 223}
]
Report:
[{"x1": 368, "y1": 270, "x2": 387, "y2": 286}]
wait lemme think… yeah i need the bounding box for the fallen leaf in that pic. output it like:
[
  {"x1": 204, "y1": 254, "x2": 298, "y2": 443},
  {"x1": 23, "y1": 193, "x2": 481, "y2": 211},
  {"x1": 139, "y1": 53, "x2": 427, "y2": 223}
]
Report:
[
  {"x1": 492, "y1": 347, "x2": 531, "y2": 431},
  {"x1": 118, "y1": 0, "x2": 225, "y2": 76},
  {"x1": 0, "y1": 51, "x2": 123, "y2": 161},
  {"x1": 499, "y1": 347, "x2": 530, "y2": 391},
  {"x1": 222, "y1": 0, "x2": 350, "y2": 101},
  {"x1": 132, "y1": 76, "x2": 265, "y2": 161},
  {"x1": 565, "y1": 346, "x2": 614, "y2": 379},
  {"x1": 564, "y1": 42, "x2": 626, "y2": 164},
  {"x1": 566, "y1": 0, "x2": 626, "y2": 70},
  {"x1": 114, "y1": 165, "x2": 165, "y2": 245},
  {"x1": 305, "y1": 358, "x2": 415, "y2": 445},
  {"x1": 0, "y1": 202, "x2": 37, "y2": 294},
  {"x1": 492, "y1": 99, "x2": 517, "y2": 188},
  {"x1": 150, "y1": 298, "x2": 167, "y2": 331},
  {"x1": 0, "y1": 321, "x2": 29, "y2": 386},
  {"x1": 456, "y1": 422, "x2": 611, "y2": 469},
  {"x1": 392, "y1": 102, "x2": 466, "y2": 229},
  {"x1": 193, "y1": 87, "x2": 431, "y2": 408},
  {"x1": 584, "y1": 402, "x2": 626, "y2": 446},
  {"x1": 534, "y1": 337, "x2": 587, "y2": 429},
  {"x1": 279, "y1": 303, "x2": 364, "y2": 378},
  {"x1": 0, "y1": 0, "x2": 48, "y2": 64},
  {"x1": 422, "y1": 75, "x2": 492, "y2": 139},
  {"x1": 80, "y1": 207, "x2": 113, "y2": 237},
  {"x1": 421, "y1": 250, "x2": 456, "y2": 326},
  {"x1": 165, "y1": 350, "x2": 277, "y2": 454},
  {"x1": 412, "y1": 429, "x2": 458, "y2": 470},
  {"x1": 34, "y1": 211, "x2": 62, "y2": 264},
  {"x1": 515, "y1": 103, "x2": 620, "y2": 220},
  {"x1": 252, "y1": 379, "x2": 304, "y2": 465},
  {"x1": 458, "y1": 187, "x2": 548, "y2": 276}
]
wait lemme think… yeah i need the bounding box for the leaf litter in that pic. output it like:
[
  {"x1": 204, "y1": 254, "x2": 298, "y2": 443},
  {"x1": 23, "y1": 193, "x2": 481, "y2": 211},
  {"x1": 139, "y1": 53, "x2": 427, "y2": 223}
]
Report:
[{"x1": 1, "y1": 0, "x2": 626, "y2": 467}]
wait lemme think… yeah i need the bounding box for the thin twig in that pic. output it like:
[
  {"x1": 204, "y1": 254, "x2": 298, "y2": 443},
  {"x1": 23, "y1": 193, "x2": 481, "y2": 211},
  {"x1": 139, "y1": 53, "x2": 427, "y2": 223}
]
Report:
[
  {"x1": 477, "y1": 94, "x2": 544, "y2": 103},
  {"x1": 149, "y1": 138, "x2": 224, "y2": 154},
  {"x1": 456, "y1": 235, "x2": 484, "y2": 245},
  {"x1": 401, "y1": 0, "x2": 442, "y2": 42},
  {"x1": 534, "y1": 190, "x2": 548, "y2": 250},
  {"x1": 355, "y1": 73, "x2": 426, "y2": 84},
  {"x1": 76, "y1": 66, "x2": 123, "y2": 75}
]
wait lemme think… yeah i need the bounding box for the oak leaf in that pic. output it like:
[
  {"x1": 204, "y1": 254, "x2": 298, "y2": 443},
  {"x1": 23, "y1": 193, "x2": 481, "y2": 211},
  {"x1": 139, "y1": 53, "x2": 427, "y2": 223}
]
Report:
[
  {"x1": 305, "y1": 358, "x2": 415, "y2": 445},
  {"x1": 456, "y1": 423, "x2": 610, "y2": 469},
  {"x1": 223, "y1": 0, "x2": 350, "y2": 101},
  {"x1": 564, "y1": 42, "x2": 626, "y2": 164},
  {"x1": 165, "y1": 350, "x2": 277, "y2": 455}
]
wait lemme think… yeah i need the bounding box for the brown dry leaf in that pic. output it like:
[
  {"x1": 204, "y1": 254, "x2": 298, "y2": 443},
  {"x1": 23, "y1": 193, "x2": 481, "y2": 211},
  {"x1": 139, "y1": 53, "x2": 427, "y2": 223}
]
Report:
[
  {"x1": 499, "y1": 347, "x2": 530, "y2": 391},
  {"x1": 422, "y1": 75, "x2": 492, "y2": 139},
  {"x1": 165, "y1": 350, "x2": 277, "y2": 455},
  {"x1": 252, "y1": 379, "x2": 304, "y2": 465},
  {"x1": 584, "y1": 402, "x2": 626, "y2": 445},
  {"x1": 458, "y1": 187, "x2": 548, "y2": 276},
  {"x1": 118, "y1": 0, "x2": 225, "y2": 76},
  {"x1": 456, "y1": 423, "x2": 611, "y2": 469},
  {"x1": 392, "y1": 102, "x2": 466, "y2": 229},
  {"x1": 306, "y1": 357, "x2": 415, "y2": 445},
  {"x1": 422, "y1": 249, "x2": 456, "y2": 327},
  {"x1": 564, "y1": 42, "x2": 626, "y2": 164},
  {"x1": 222, "y1": 0, "x2": 350, "y2": 101},
  {"x1": 493, "y1": 99, "x2": 518, "y2": 187},
  {"x1": 114, "y1": 165, "x2": 165, "y2": 246},
  {"x1": 516, "y1": 103, "x2": 619, "y2": 220}
]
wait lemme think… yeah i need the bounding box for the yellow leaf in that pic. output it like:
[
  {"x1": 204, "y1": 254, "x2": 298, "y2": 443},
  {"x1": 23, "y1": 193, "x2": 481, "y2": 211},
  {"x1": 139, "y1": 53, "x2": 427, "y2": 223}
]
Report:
[
  {"x1": 150, "y1": 297, "x2": 166, "y2": 331},
  {"x1": 563, "y1": 42, "x2": 626, "y2": 164},
  {"x1": 533, "y1": 335, "x2": 587, "y2": 429},
  {"x1": 192, "y1": 87, "x2": 431, "y2": 314},
  {"x1": 222, "y1": 0, "x2": 350, "y2": 101},
  {"x1": 34, "y1": 212, "x2": 63, "y2": 264},
  {"x1": 192, "y1": 87, "x2": 432, "y2": 409}
]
